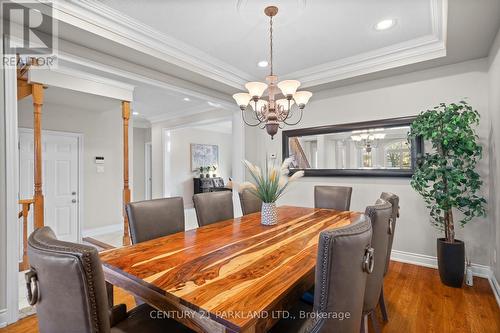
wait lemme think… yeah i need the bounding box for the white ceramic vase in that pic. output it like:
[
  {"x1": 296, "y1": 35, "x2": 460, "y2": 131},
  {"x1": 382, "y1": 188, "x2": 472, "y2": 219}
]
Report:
[{"x1": 261, "y1": 202, "x2": 278, "y2": 226}]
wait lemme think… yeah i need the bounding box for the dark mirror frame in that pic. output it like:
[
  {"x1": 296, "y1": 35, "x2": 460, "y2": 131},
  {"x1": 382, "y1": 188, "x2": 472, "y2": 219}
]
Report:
[{"x1": 282, "y1": 116, "x2": 423, "y2": 177}]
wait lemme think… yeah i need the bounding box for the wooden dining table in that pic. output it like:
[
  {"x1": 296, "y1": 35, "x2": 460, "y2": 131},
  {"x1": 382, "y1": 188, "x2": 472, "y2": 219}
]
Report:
[{"x1": 100, "y1": 206, "x2": 362, "y2": 333}]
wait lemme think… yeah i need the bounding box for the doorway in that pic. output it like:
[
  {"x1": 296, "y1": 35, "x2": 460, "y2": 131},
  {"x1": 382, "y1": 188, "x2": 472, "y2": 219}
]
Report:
[
  {"x1": 17, "y1": 129, "x2": 83, "y2": 311},
  {"x1": 145, "y1": 142, "x2": 152, "y2": 200}
]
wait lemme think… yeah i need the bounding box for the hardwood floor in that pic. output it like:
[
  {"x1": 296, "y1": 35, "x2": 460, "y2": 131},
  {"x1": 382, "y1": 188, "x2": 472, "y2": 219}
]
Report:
[{"x1": 1, "y1": 262, "x2": 498, "y2": 333}]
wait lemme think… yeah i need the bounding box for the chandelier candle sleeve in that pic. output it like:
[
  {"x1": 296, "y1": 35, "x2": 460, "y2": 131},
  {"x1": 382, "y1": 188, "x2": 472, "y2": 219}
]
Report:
[{"x1": 233, "y1": 5, "x2": 313, "y2": 139}]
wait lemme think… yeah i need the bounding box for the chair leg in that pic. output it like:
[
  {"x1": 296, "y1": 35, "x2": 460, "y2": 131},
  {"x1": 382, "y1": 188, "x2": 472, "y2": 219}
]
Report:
[
  {"x1": 106, "y1": 282, "x2": 114, "y2": 308},
  {"x1": 379, "y1": 285, "x2": 389, "y2": 322},
  {"x1": 370, "y1": 311, "x2": 381, "y2": 333},
  {"x1": 360, "y1": 314, "x2": 368, "y2": 333}
]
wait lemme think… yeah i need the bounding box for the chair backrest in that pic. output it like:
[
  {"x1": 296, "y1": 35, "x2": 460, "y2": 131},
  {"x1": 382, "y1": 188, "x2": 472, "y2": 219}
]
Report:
[
  {"x1": 126, "y1": 197, "x2": 185, "y2": 244},
  {"x1": 314, "y1": 186, "x2": 353, "y2": 211},
  {"x1": 312, "y1": 215, "x2": 373, "y2": 333},
  {"x1": 380, "y1": 192, "x2": 399, "y2": 275},
  {"x1": 239, "y1": 189, "x2": 262, "y2": 215},
  {"x1": 363, "y1": 199, "x2": 393, "y2": 313},
  {"x1": 27, "y1": 227, "x2": 111, "y2": 333},
  {"x1": 193, "y1": 191, "x2": 234, "y2": 227}
]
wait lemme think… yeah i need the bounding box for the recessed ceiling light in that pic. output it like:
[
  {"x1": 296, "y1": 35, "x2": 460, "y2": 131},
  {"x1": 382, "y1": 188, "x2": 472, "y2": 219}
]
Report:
[
  {"x1": 132, "y1": 111, "x2": 140, "y2": 116},
  {"x1": 183, "y1": 97, "x2": 190, "y2": 102},
  {"x1": 258, "y1": 60, "x2": 269, "y2": 68},
  {"x1": 375, "y1": 19, "x2": 395, "y2": 31}
]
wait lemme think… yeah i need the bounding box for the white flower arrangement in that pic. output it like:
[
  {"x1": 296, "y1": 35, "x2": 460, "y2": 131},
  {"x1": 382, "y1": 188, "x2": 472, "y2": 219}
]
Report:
[{"x1": 241, "y1": 158, "x2": 304, "y2": 203}]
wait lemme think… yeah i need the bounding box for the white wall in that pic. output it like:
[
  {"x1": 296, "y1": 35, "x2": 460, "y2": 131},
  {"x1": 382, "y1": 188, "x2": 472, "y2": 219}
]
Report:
[
  {"x1": 133, "y1": 127, "x2": 151, "y2": 201},
  {"x1": 151, "y1": 109, "x2": 233, "y2": 198},
  {"x1": 18, "y1": 102, "x2": 125, "y2": 231},
  {"x1": 246, "y1": 59, "x2": 492, "y2": 266},
  {"x1": 488, "y1": 29, "x2": 500, "y2": 281},
  {"x1": 164, "y1": 126, "x2": 232, "y2": 207}
]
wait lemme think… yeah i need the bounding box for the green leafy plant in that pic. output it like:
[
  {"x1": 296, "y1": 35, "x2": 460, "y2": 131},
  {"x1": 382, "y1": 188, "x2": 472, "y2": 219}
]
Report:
[
  {"x1": 241, "y1": 158, "x2": 304, "y2": 203},
  {"x1": 408, "y1": 101, "x2": 486, "y2": 243}
]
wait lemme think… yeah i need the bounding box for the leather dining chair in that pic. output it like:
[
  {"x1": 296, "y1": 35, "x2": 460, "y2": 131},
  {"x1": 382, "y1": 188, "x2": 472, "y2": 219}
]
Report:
[
  {"x1": 314, "y1": 185, "x2": 353, "y2": 211},
  {"x1": 126, "y1": 197, "x2": 185, "y2": 244},
  {"x1": 239, "y1": 189, "x2": 262, "y2": 215},
  {"x1": 378, "y1": 192, "x2": 400, "y2": 322},
  {"x1": 271, "y1": 215, "x2": 374, "y2": 333},
  {"x1": 26, "y1": 226, "x2": 193, "y2": 333},
  {"x1": 361, "y1": 199, "x2": 393, "y2": 333},
  {"x1": 193, "y1": 191, "x2": 234, "y2": 227}
]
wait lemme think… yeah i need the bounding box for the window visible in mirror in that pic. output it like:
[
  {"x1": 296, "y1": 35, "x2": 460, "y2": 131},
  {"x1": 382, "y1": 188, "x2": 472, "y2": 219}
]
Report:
[{"x1": 282, "y1": 117, "x2": 423, "y2": 177}]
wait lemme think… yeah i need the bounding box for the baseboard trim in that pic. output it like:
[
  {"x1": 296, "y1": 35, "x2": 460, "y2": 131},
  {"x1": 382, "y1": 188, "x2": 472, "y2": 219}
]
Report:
[
  {"x1": 488, "y1": 271, "x2": 500, "y2": 308},
  {"x1": 82, "y1": 224, "x2": 123, "y2": 237},
  {"x1": 0, "y1": 308, "x2": 7, "y2": 328},
  {"x1": 390, "y1": 250, "x2": 491, "y2": 278}
]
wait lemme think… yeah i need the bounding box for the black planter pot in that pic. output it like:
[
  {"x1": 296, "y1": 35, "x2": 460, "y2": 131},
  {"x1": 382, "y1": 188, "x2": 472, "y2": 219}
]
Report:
[{"x1": 437, "y1": 238, "x2": 465, "y2": 288}]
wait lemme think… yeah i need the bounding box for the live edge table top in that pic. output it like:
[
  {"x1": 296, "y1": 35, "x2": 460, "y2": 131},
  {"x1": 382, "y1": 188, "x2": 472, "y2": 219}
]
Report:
[{"x1": 100, "y1": 206, "x2": 362, "y2": 333}]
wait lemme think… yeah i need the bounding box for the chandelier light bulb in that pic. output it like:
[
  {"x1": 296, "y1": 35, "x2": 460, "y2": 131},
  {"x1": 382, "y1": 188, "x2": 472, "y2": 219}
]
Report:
[
  {"x1": 351, "y1": 135, "x2": 362, "y2": 141},
  {"x1": 245, "y1": 82, "x2": 268, "y2": 98},
  {"x1": 293, "y1": 91, "x2": 313, "y2": 108},
  {"x1": 232, "y1": 93, "x2": 251, "y2": 109},
  {"x1": 277, "y1": 80, "x2": 301, "y2": 97}
]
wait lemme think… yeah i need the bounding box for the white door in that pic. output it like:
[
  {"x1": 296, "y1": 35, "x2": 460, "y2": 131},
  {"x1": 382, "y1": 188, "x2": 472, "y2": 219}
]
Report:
[
  {"x1": 19, "y1": 129, "x2": 80, "y2": 246},
  {"x1": 145, "y1": 142, "x2": 152, "y2": 200}
]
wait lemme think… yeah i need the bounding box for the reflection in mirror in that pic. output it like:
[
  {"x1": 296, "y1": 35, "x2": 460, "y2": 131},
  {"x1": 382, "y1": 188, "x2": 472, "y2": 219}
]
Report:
[
  {"x1": 289, "y1": 126, "x2": 411, "y2": 170},
  {"x1": 282, "y1": 117, "x2": 422, "y2": 177}
]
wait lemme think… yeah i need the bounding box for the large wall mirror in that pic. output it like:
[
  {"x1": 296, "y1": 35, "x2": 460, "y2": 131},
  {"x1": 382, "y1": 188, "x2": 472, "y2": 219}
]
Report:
[{"x1": 282, "y1": 116, "x2": 423, "y2": 177}]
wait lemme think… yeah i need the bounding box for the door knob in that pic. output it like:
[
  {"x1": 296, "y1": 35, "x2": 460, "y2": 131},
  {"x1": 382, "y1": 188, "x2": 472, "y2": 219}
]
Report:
[{"x1": 72, "y1": 199, "x2": 77, "y2": 203}]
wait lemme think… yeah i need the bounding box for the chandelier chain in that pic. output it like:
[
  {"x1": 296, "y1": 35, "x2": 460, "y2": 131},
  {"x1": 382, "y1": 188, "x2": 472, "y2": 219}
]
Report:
[
  {"x1": 232, "y1": 6, "x2": 312, "y2": 139},
  {"x1": 269, "y1": 15, "x2": 273, "y2": 76}
]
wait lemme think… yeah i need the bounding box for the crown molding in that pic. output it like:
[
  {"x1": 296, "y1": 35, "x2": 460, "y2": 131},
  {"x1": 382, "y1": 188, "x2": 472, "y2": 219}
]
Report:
[
  {"x1": 28, "y1": 65, "x2": 135, "y2": 101},
  {"x1": 56, "y1": 50, "x2": 235, "y2": 109},
  {"x1": 290, "y1": 0, "x2": 448, "y2": 87},
  {"x1": 47, "y1": 0, "x2": 251, "y2": 89},
  {"x1": 55, "y1": 51, "x2": 236, "y2": 123},
  {"x1": 46, "y1": 0, "x2": 446, "y2": 91}
]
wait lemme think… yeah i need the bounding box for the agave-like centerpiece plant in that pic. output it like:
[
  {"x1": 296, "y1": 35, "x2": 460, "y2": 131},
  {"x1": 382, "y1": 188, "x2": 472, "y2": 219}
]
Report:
[{"x1": 241, "y1": 158, "x2": 304, "y2": 203}]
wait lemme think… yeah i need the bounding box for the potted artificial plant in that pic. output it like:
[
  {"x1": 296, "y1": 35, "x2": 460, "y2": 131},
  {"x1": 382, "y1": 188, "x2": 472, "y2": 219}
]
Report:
[
  {"x1": 241, "y1": 158, "x2": 304, "y2": 226},
  {"x1": 409, "y1": 101, "x2": 486, "y2": 287}
]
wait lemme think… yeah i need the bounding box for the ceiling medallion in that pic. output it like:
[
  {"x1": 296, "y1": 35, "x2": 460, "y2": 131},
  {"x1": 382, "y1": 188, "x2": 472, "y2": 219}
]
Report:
[{"x1": 232, "y1": 5, "x2": 312, "y2": 139}]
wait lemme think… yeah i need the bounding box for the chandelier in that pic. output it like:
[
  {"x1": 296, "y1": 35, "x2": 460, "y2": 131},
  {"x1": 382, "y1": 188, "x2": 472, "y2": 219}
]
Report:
[
  {"x1": 351, "y1": 132, "x2": 386, "y2": 152},
  {"x1": 232, "y1": 6, "x2": 312, "y2": 139}
]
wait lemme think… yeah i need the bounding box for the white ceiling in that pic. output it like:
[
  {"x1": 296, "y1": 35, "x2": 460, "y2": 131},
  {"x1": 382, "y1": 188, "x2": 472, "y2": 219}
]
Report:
[
  {"x1": 39, "y1": 0, "x2": 500, "y2": 122},
  {"x1": 100, "y1": 0, "x2": 434, "y2": 78}
]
